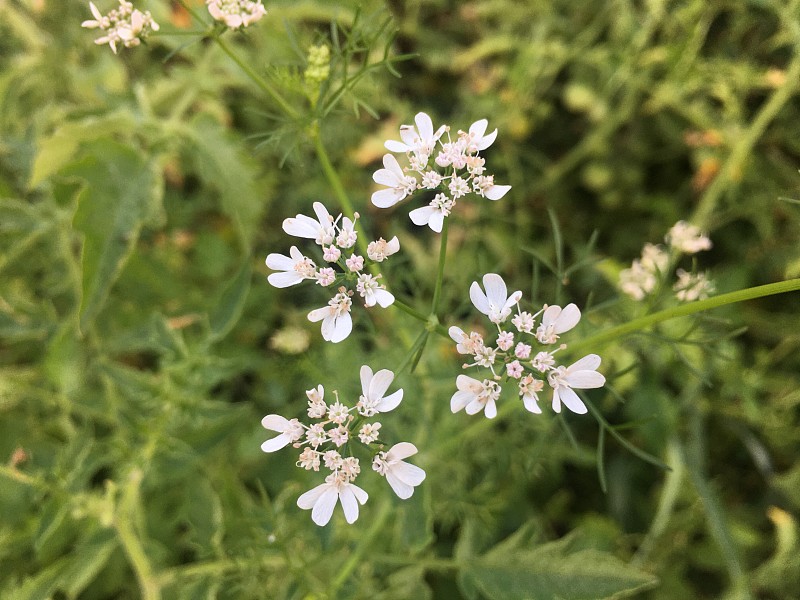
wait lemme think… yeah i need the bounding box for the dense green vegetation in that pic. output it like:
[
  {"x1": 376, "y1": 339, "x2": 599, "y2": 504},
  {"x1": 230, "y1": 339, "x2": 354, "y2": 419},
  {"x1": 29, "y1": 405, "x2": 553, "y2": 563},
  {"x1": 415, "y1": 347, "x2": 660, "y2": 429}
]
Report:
[{"x1": 1, "y1": 0, "x2": 799, "y2": 598}]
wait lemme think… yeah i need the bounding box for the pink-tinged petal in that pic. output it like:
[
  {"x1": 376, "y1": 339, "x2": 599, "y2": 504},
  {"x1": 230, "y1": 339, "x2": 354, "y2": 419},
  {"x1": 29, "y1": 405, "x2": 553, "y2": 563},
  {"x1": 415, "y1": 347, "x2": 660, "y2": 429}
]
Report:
[
  {"x1": 338, "y1": 485, "x2": 360, "y2": 524},
  {"x1": 261, "y1": 414, "x2": 289, "y2": 432},
  {"x1": 465, "y1": 397, "x2": 485, "y2": 415},
  {"x1": 558, "y1": 386, "x2": 588, "y2": 414},
  {"x1": 555, "y1": 303, "x2": 581, "y2": 333},
  {"x1": 386, "y1": 442, "x2": 418, "y2": 462},
  {"x1": 522, "y1": 394, "x2": 542, "y2": 414},
  {"x1": 369, "y1": 369, "x2": 395, "y2": 400},
  {"x1": 475, "y1": 128, "x2": 498, "y2": 151},
  {"x1": 371, "y1": 188, "x2": 404, "y2": 208},
  {"x1": 282, "y1": 217, "x2": 318, "y2": 239},
  {"x1": 469, "y1": 281, "x2": 490, "y2": 314},
  {"x1": 482, "y1": 273, "x2": 508, "y2": 308},
  {"x1": 360, "y1": 365, "x2": 373, "y2": 397},
  {"x1": 415, "y1": 112, "x2": 433, "y2": 141},
  {"x1": 307, "y1": 307, "x2": 330, "y2": 323},
  {"x1": 208, "y1": 4, "x2": 223, "y2": 19},
  {"x1": 385, "y1": 140, "x2": 411, "y2": 153},
  {"x1": 311, "y1": 487, "x2": 338, "y2": 526},
  {"x1": 260, "y1": 433, "x2": 291, "y2": 452},
  {"x1": 386, "y1": 471, "x2": 414, "y2": 499},
  {"x1": 485, "y1": 184, "x2": 511, "y2": 200},
  {"x1": 409, "y1": 205, "x2": 435, "y2": 226},
  {"x1": 551, "y1": 388, "x2": 562, "y2": 413},
  {"x1": 297, "y1": 483, "x2": 328, "y2": 509},
  {"x1": 568, "y1": 354, "x2": 602, "y2": 372},
  {"x1": 267, "y1": 271, "x2": 304, "y2": 288},
  {"x1": 350, "y1": 483, "x2": 369, "y2": 505},
  {"x1": 428, "y1": 210, "x2": 445, "y2": 232},
  {"x1": 469, "y1": 119, "x2": 488, "y2": 140},
  {"x1": 392, "y1": 461, "x2": 426, "y2": 486},
  {"x1": 565, "y1": 370, "x2": 605, "y2": 389},
  {"x1": 456, "y1": 374, "x2": 483, "y2": 393},
  {"x1": 484, "y1": 398, "x2": 497, "y2": 419},
  {"x1": 265, "y1": 252, "x2": 294, "y2": 271},
  {"x1": 377, "y1": 389, "x2": 403, "y2": 412},
  {"x1": 374, "y1": 289, "x2": 395, "y2": 307},
  {"x1": 327, "y1": 312, "x2": 352, "y2": 343},
  {"x1": 451, "y1": 390, "x2": 474, "y2": 412}
]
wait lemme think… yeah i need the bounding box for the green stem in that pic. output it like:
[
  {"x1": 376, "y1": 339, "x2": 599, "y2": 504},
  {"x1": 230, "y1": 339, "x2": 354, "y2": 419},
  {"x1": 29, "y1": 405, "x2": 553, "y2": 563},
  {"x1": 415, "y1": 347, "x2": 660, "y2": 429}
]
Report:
[
  {"x1": 569, "y1": 278, "x2": 800, "y2": 355},
  {"x1": 392, "y1": 298, "x2": 449, "y2": 337},
  {"x1": 431, "y1": 218, "x2": 449, "y2": 315},
  {"x1": 213, "y1": 35, "x2": 299, "y2": 119}
]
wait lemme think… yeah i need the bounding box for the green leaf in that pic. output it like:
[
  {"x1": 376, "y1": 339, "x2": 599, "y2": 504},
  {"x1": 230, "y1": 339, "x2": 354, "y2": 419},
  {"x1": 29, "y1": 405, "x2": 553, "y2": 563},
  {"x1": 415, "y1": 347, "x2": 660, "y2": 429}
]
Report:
[
  {"x1": 182, "y1": 116, "x2": 269, "y2": 248},
  {"x1": 63, "y1": 141, "x2": 163, "y2": 332},
  {"x1": 462, "y1": 536, "x2": 658, "y2": 600},
  {"x1": 208, "y1": 260, "x2": 252, "y2": 343},
  {"x1": 29, "y1": 111, "x2": 137, "y2": 188},
  {"x1": 61, "y1": 527, "x2": 118, "y2": 599}
]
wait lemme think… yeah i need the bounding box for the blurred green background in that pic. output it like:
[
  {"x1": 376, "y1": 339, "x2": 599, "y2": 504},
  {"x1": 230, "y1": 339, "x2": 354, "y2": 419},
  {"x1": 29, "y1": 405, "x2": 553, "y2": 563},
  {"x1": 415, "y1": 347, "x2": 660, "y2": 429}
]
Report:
[{"x1": 1, "y1": 0, "x2": 800, "y2": 598}]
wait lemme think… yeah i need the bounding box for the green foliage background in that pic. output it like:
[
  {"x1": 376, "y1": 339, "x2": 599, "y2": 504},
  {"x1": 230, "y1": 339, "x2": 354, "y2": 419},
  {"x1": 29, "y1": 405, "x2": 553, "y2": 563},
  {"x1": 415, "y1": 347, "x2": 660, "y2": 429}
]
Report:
[{"x1": 1, "y1": 0, "x2": 800, "y2": 598}]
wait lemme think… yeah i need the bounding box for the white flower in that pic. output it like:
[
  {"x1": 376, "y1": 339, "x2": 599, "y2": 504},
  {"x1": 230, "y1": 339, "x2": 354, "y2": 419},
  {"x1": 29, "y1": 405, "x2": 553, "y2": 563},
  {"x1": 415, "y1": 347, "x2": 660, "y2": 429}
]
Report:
[
  {"x1": 282, "y1": 202, "x2": 336, "y2": 246},
  {"x1": 472, "y1": 174, "x2": 511, "y2": 201},
  {"x1": 496, "y1": 331, "x2": 514, "y2": 351},
  {"x1": 357, "y1": 365, "x2": 403, "y2": 416},
  {"x1": 448, "y1": 176, "x2": 470, "y2": 199},
  {"x1": 450, "y1": 375, "x2": 501, "y2": 419},
  {"x1": 345, "y1": 254, "x2": 364, "y2": 272},
  {"x1": 535, "y1": 303, "x2": 581, "y2": 344},
  {"x1": 329, "y1": 425, "x2": 349, "y2": 447},
  {"x1": 666, "y1": 220, "x2": 712, "y2": 254},
  {"x1": 336, "y1": 216, "x2": 358, "y2": 248},
  {"x1": 358, "y1": 422, "x2": 382, "y2": 444},
  {"x1": 372, "y1": 442, "x2": 426, "y2": 499},
  {"x1": 305, "y1": 423, "x2": 327, "y2": 447},
  {"x1": 518, "y1": 375, "x2": 544, "y2": 414},
  {"x1": 640, "y1": 243, "x2": 669, "y2": 272},
  {"x1": 547, "y1": 354, "x2": 605, "y2": 415},
  {"x1": 327, "y1": 401, "x2": 350, "y2": 424},
  {"x1": 448, "y1": 326, "x2": 484, "y2": 355},
  {"x1": 297, "y1": 474, "x2": 369, "y2": 526},
  {"x1": 506, "y1": 360, "x2": 523, "y2": 379},
  {"x1": 315, "y1": 267, "x2": 336, "y2": 287},
  {"x1": 384, "y1": 112, "x2": 446, "y2": 164},
  {"x1": 674, "y1": 269, "x2": 715, "y2": 301},
  {"x1": 469, "y1": 273, "x2": 522, "y2": 324},
  {"x1": 409, "y1": 193, "x2": 454, "y2": 233},
  {"x1": 266, "y1": 246, "x2": 317, "y2": 288},
  {"x1": 260, "y1": 415, "x2": 304, "y2": 452},
  {"x1": 515, "y1": 342, "x2": 531, "y2": 359},
  {"x1": 512, "y1": 311, "x2": 535, "y2": 333},
  {"x1": 372, "y1": 154, "x2": 418, "y2": 208},
  {"x1": 308, "y1": 289, "x2": 352, "y2": 343},
  {"x1": 366, "y1": 236, "x2": 400, "y2": 262},
  {"x1": 297, "y1": 447, "x2": 320, "y2": 471},
  {"x1": 619, "y1": 260, "x2": 657, "y2": 300},
  {"x1": 356, "y1": 274, "x2": 395, "y2": 308},
  {"x1": 82, "y1": 1, "x2": 159, "y2": 54},
  {"x1": 206, "y1": 0, "x2": 267, "y2": 28},
  {"x1": 461, "y1": 118, "x2": 498, "y2": 153},
  {"x1": 531, "y1": 350, "x2": 556, "y2": 372}
]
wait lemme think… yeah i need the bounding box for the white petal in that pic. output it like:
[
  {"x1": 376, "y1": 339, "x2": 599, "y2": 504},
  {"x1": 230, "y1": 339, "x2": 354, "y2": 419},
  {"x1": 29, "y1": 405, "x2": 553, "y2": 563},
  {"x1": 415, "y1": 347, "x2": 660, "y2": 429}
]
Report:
[
  {"x1": 386, "y1": 471, "x2": 414, "y2": 499},
  {"x1": 475, "y1": 128, "x2": 498, "y2": 151},
  {"x1": 327, "y1": 312, "x2": 352, "y2": 343},
  {"x1": 267, "y1": 272, "x2": 304, "y2": 288},
  {"x1": 377, "y1": 389, "x2": 403, "y2": 412},
  {"x1": 451, "y1": 390, "x2": 474, "y2": 413},
  {"x1": 372, "y1": 188, "x2": 404, "y2": 208},
  {"x1": 374, "y1": 289, "x2": 395, "y2": 307},
  {"x1": 382, "y1": 153, "x2": 404, "y2": 177},
  {"x1": 369, "y1": 369, "x2": 395, "y2": 400},
  {"x1": 297, "y1": 483, "x2": 328, "y2": 509},
  {"x1": 568, "y1": 354, "x2": 602, "y2": 373},
  {"x1": 551, "y1": 388, "x2": 562, "y2": 413},
  {"x1": 385, "y1": 236, "x2": 400, "y2": 255},
  {"x1": 261, "y1": 414, "x2": 289, "y2": 432},
  {"x1": 392, "y1": 461, "x2": 426, "y2": 486},
  {"x1": 282, "y1": 217, "x2": 318, "y2": 239},
  {"x1": 386, "y1": 442, "x2": 418, "y2": 461},
  {"x1": 522, "y1": 394, "x2": 542, "y2": 414},
  {"x1": 265, "y1": 252, "x2": 293, "y2": 271},
  {"x1": 428, "y1": 211, "x2": 445, "y2": 233},
  {"x1": 385, "y1": 140, "x2": 411, "y2": 153},
  {"x1": 312, "y1": 202, "x2": 331, "y2": 227},
  {"x1": 338, "y1": 486, "x2": 360, "y2": 524},
  {"x1": 360, "y1": 365, "x2": 373, "y2": 396},
  {"x1": 409, "y1": 205, "x2": 435, "y2": 226},
  {"x1": 541, "y1": 305, "x2": 562, "y2": 326},
  {"x1": 373, "y1": 167, "x2": 400, "y2": 187},
  {"x1": 469, "y1": 119, "x2": 488, "y2": 140},
  {"x1": 482, "y1": 273, "x2": 508, "y2": 308},
  {"x1": 456, "y1": 374, "x2": 483, "y2": 393},
  {"x1": 350, "y1": 483, "x2": 369, "y2": 505},
  {"x1": 307, "y1": 307, "x2": 330, "y2": 323},
  {"x1": 415, "y1": 112, "x2": 433, "y2": 141},
  {"x1": 449, "y1": 326, "x2": 465, "y2": 344},
  {"x1": 465, "y1": 397, "x2": 485, "y2": 415},
  {"x1": 558, "y1": 386, "x2": 588, "y2": 414},
  {"x1": 90, "y1": 2, "x2": 102, "y2": 20},
  {"x1": 565, "y1": 370, "x2": 606, "y2": 389},
  {"x1": 469, "y1": 281, "x2": 490, "y2": 314},
  {"x1": 485, "y1": 184, "x2": 511, "y2": 200},
  {"x1": 555, "y1": 303, "x2": 581, "y2": 333},
  {"x1": 260, "y1": 433, "x2": 291, "y2": 452},
  {"x1": 311, "y1": 487, "x2": 338, "y2": 526}
]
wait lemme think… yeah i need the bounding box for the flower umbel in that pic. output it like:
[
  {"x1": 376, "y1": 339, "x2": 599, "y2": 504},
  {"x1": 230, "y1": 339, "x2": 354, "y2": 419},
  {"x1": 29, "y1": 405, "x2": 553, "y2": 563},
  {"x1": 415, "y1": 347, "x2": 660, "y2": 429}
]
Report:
[
  {"x1": 206, "y1": 0, "x2": 267, "y2": 28},
  {"x1": 81, "y1": 1, "x2": 159, "y2": 54}
]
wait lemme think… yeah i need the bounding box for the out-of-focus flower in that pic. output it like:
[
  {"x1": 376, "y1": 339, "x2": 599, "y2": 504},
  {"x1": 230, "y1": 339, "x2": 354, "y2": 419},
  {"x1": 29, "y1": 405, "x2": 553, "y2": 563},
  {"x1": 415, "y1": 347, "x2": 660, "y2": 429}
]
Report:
[
  {"x1": 666, "y1": 221, "x2": 712, "y2": 254},
  {"x1": 82, "y1": 1, "x2": 159, "y2": 54},
  {"x1": 674, "y1": 269, "x2": 715, "y2": 301},
  {"x1": 206, "y1": 0, "x2": 266, "y2": 28}
]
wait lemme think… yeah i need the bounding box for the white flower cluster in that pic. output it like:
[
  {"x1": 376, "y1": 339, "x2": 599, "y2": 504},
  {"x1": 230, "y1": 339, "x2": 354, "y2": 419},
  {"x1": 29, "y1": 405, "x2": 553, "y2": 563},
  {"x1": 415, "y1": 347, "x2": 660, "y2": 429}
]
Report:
[
  {"x1": 265, "y1": 202, "x2": 399, "y2": 343},
  {"x1": 372, "y1": 112, "x2": 511, "y2": 232},
  {"x1": 449, "y1": 273, "x2": 605, "y2": 417},
  {"x1": 260, "y1": 366, "x2": 425, "y2": 526},
  {"x1": 81, "y1": 1, "x2": 159, "y2": 54},
  {"x1": 206, "y1": 0, "x2": 266, "y2": 28},
  {"x1": 620, "y1": 220, "x2": 714, "y2": 302}
]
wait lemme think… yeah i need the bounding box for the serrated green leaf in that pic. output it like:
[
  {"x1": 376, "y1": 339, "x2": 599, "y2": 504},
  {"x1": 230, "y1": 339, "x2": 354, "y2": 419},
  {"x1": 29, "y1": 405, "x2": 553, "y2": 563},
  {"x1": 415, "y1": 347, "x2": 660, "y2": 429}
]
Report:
[
  {"x1": 29, "y1": 111, "x2": 137, "y2": 188},
  {"x1": 208, "y1": 260, "x2": 252, "y2": 343},
  {"x1": 462, "y1": 539, "x2": 658, "y2": 600},
  {"x1": 63, "y1": 141, "x2": 162, "y2": 332}
]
